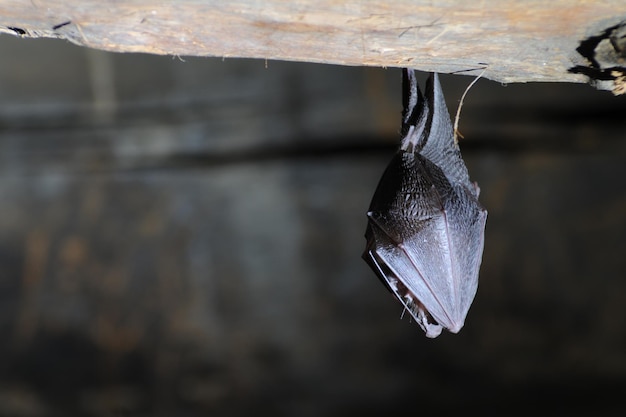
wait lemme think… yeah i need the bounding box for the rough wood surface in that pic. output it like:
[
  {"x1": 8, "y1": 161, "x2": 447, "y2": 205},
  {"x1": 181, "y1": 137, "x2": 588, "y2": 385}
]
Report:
[{"x1": 0, "y1": 0, "x2": 625, "y2": 88}]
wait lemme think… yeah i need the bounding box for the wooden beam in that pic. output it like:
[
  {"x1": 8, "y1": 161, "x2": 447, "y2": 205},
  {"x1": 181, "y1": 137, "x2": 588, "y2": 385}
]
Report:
[{"x1": 1, "y1": 1, "x2": 625, "y2": 91}]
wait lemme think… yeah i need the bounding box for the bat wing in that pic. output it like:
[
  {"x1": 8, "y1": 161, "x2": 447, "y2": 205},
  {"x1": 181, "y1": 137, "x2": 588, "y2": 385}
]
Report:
[
  {"x1": 364, "y1": 221, "x2": 446, "y2": 338},
  {"x1": 364, "y1": 152, "x2": 486, "y2": 337}
]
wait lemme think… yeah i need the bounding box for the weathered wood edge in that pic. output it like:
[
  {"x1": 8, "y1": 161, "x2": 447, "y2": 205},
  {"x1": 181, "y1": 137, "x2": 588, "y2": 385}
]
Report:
[{"x1": 0, "y1": 1, "x2": 625, "y2": 92}]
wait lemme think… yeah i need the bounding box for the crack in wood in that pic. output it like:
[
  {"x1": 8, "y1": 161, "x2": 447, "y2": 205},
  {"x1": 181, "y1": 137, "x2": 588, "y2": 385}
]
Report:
[
  {"x1": 52, "y1": 21, "x2": 72, "y2": 31},
  {"x1": 569, "y1": 21, "x2": 626, "y2": 94}
]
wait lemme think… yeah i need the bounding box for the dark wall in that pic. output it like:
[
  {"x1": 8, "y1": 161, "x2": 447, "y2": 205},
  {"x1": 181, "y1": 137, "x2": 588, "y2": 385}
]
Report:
[{"x1": 0, "y1": 35, "x2": 625, "y2": 416}]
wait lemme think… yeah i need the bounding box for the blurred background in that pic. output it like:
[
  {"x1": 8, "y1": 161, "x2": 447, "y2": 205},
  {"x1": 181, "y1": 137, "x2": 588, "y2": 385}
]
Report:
[{"x1": 0, "y1": 34, "x2": 625, "y2": 416}]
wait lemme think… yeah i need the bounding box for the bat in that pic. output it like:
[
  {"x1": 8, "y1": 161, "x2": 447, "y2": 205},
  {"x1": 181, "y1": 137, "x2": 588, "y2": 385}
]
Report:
[{"x1": 363, "y1": 69, "x2": 487, "y2": 338}]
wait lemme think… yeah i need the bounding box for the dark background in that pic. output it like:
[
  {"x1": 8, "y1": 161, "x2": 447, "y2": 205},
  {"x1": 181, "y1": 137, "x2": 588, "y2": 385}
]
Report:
[{"x1": 0, "y1": 35, "x2": 625, "y2": 416}]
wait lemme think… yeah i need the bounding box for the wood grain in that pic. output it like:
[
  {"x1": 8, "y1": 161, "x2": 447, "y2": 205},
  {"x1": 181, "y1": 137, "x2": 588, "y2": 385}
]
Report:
[{"x1": 0, "y1": 0, "x2": 625, "y2": 86}]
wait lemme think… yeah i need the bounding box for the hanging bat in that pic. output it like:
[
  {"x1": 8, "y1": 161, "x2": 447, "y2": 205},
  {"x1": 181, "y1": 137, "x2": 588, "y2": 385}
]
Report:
[{"x1": 363, "y1": 69, "x2": 487, "y2": 338}]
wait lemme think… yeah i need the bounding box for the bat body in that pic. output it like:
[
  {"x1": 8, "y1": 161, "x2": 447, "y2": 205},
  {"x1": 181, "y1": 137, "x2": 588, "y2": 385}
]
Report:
[{"x1": 363, "y1": 70, "x2": 487, "y2": 338}]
